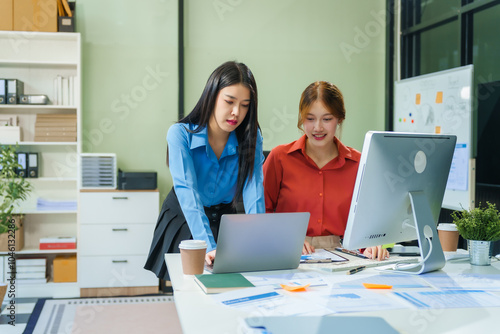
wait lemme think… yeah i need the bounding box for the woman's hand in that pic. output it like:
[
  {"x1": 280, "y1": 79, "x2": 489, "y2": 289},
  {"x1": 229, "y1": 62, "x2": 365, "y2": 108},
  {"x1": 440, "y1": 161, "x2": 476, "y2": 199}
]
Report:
[
  {"x1": 302, "y1": 240, "x2": 315, "y2": 255},
  {"x1": 205, "y1": 250, "x2": 216, "y2": 265},
  {"x1": 363, "y1": 246, "x2": 389, "y2": 260}
]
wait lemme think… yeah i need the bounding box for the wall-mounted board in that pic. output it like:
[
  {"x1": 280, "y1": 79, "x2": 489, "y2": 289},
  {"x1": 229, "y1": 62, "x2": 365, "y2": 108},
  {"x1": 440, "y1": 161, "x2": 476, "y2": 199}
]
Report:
[{"x1": 394, "y1": 65, "x2": 474, "y2": 210}]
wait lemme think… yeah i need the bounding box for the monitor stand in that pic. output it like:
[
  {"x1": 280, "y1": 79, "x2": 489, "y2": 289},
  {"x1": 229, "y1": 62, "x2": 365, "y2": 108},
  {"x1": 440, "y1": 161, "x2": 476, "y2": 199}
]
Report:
[{"x1": 392, "y1": 191, "x2": 446, "y2": 274}]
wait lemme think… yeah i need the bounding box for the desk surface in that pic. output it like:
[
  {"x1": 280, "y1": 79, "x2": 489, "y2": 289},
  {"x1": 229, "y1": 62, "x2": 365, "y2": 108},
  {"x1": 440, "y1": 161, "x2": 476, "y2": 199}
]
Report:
[{"x1": 165, "y1": 253, "x2": 500, "y2": 334}]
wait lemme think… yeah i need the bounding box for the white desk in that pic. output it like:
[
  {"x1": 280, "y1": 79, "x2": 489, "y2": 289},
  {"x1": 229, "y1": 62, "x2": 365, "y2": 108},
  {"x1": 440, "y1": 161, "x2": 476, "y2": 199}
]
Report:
[{"x1": 165, "y1": 254, "x2": 500, "y2": 334}]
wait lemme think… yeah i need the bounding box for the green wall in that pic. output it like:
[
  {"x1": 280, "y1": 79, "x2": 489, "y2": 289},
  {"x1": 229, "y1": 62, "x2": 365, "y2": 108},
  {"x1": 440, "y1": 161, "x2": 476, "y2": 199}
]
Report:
[
  {"x1": 77, "y1": 0, "x2": 386, "y2": 202},
  {"x1": 76, "y1": 0, "x2": 178, "y2": 201},
  {"x1": 185, "y1": 0, "x2": 387, "y2": 150}
]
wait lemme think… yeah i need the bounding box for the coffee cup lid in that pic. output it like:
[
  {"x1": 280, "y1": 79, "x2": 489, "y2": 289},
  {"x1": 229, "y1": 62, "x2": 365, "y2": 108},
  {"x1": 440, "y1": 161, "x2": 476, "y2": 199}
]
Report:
[
  {"x1": 179, "y1": 239, "x2": 207, "y2": 250},
  {"x1": 437, "y1": 223, "x2": 458, "y2": 231}
]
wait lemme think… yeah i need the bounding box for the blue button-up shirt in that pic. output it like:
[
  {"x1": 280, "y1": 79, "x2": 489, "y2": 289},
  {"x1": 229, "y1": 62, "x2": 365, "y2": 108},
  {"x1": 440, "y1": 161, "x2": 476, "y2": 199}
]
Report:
[{"x1": 167, "y1": 123, "x2": 265, "y2": 251}]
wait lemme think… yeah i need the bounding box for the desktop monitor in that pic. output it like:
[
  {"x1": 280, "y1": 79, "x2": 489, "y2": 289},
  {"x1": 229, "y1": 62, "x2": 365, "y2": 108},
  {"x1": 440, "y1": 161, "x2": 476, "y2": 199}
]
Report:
[{"x1": 343, "y1": 131, "x2": 457, "y2": 274}]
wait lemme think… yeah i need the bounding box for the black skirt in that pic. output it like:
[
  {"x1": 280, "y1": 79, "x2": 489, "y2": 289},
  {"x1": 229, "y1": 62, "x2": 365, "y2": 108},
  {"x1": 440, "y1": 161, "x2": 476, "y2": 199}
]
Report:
[{"x1": 144, "y1": 188, "x2": 236, "y2": 280}]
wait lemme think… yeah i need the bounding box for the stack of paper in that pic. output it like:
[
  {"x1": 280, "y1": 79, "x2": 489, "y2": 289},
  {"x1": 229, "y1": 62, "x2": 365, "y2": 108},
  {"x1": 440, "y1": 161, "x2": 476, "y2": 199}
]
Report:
[
  {"x1": 16, "y1": 258, "x2": 47, "y2": 285},
  {"x1": 34, "y1": 113, "x2": 77, "y2": 142},
  {"x1": 37, "y1": 198, "x2": 77, "y2": 211}
]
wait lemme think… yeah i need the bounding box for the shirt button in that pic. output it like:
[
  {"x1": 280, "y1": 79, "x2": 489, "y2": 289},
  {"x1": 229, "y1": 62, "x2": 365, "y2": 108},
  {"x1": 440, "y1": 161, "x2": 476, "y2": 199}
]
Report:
[
  {"x1": 317, "y1": 219, "x2": 321, "y2": 223},
  {"x1": 319, "y1": 171, "x2": 323, "y2": 175},
  {"x1": 319, "y1": 193, "x2": 323, "y2": 197}
]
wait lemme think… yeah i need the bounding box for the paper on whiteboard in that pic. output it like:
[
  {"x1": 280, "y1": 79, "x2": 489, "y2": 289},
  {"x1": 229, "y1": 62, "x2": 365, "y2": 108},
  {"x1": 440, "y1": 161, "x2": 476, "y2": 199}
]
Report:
[{"x1": 446, "y1": 143, "x2": 469, "y2": 191}]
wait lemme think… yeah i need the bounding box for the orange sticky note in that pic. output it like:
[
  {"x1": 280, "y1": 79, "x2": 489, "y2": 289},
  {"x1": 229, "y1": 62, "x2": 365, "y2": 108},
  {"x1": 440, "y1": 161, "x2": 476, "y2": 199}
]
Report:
[
  {"x1": 362, "y1": 283, "x2": 393, "y2": 289},
  {"x1": 415, "y1": 93, "x2": 421, "y2": 105},
  {"x1": 435, "y1": 126, "x2": 441, "y2": 134},
  {"x1": 436, "y1": 91, "x2": 443, "y2": 104},
  {"x1": 280, "y1": 283, "x2": 310, "y2": 292}
]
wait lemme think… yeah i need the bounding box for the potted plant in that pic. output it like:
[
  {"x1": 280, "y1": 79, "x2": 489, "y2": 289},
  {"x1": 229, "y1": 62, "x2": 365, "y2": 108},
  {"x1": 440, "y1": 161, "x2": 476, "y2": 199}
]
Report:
[
  {"x1": 0, "y1": 144, "x2": 32, "y2": 252},
  {"x1": 451, "y1": 202, "x2": 500, "y2": 265}
]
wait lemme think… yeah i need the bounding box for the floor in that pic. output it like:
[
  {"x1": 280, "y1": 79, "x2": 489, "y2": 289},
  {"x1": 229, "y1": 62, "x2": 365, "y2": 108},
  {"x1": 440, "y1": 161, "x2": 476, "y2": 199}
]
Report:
[
  {"x1": 1, "y1": 297, "x2": 37, "y2": 334},
  {"x1": 1, "y1": 292, "x2": 179, "y2": 334}
]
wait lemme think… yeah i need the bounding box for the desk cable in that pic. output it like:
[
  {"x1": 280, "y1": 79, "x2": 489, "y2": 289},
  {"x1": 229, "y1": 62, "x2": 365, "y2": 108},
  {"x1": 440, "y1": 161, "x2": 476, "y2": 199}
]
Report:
[{"x1": 393, "y1": 235, "x2": 432, "y2": 271}]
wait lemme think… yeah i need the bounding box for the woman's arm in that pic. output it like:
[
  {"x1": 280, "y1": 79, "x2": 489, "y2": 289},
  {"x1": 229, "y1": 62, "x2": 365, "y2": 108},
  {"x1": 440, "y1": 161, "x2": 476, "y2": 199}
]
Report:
[{"x1": 167, "y1": 124, "x2": 217, "y2": 251}]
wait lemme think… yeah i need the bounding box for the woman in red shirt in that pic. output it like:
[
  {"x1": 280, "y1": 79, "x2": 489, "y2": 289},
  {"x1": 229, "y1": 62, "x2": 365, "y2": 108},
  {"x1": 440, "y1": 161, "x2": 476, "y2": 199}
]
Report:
[{"x1": 263, "y1": 81, "x2": 388, "y2": 260}]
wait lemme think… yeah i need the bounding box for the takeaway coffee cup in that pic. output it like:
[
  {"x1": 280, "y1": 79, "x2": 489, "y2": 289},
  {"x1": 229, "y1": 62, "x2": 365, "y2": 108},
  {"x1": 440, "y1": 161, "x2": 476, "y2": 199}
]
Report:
[
  {"x1": 179, "y1": 240, "x2": 207, "y2": 275},
  {"x1": 437, "y1": 223, "x2": 459, "y2": 252}
]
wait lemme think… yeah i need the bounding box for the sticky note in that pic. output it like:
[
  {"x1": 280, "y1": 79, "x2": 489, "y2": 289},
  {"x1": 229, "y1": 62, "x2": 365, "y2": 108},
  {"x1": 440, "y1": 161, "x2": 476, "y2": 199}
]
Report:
[
  {"x1": 436, "y1": 91, "x2": 443, "y2": 104},
  {"x1": 415, "y1": 93, "x2": 421, "y2": 105},
  {"x1": 435, "y1": 126, "x2": 441, "y2": 134},
  {"x1": 363, "y1": 283, "x2": 393, "y2": 289},
  {"x1": 280, "y1": 284, "x2": 310, "y2": 292}
]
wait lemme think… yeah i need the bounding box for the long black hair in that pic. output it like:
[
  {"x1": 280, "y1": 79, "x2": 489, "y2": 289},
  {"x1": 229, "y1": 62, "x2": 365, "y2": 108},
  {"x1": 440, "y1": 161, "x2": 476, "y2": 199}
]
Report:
[{"x1": 178, "y1": 61, "x2": 259, "y2": 206}]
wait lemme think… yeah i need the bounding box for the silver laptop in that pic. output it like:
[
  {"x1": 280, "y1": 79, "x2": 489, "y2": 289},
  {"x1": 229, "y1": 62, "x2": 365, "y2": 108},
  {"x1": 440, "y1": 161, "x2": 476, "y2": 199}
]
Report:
[{"x1": 208, "y1": 212, "x2": 310, "y2": 274}]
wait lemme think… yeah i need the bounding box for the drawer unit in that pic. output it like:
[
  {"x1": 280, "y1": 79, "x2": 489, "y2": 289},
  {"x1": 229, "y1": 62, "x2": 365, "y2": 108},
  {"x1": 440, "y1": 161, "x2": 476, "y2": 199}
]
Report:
[
  {"x1": 80, "y1": 191, "x2": 158, "y2": 224},
  {"x1": 79, "y1": 255, "x2": 157, "y2": 288},
  {"x1": 79, "y1": 223, "x2": 154, "y2": 256},
  {"x1": 78, "y1": 190, "x2": 159, "y2": 291}
]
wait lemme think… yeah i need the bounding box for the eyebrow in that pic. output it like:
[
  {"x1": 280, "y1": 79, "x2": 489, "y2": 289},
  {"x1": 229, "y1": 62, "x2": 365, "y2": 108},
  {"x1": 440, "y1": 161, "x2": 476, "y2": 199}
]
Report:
[
  {"x1": 223, "y1": 93, "x2": 251, "y2": 101},
  {"x1": 307, "y1": 113, "x2": 333, "y2": 117}
]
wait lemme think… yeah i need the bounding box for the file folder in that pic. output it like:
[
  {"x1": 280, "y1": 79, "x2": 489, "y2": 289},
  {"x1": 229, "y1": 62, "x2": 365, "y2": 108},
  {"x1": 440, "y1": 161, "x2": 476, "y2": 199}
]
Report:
[
  {"x1": 28, "y1": 152, "x2": 39, "y2": 178},
  {"x1": 7, "y1": 79, "x2": 24, "y2": 104},
  {"x1": 0, "y1": 79, "x2": 6, "y2": 104},
  {"x1": 17, "y1": 152, "x2": 28, "y2": 177}
]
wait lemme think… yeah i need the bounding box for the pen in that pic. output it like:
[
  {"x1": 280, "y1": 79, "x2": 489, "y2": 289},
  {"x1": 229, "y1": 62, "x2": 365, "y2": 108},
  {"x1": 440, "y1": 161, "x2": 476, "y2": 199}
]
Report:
[{"x1": 347, "y1": 266, "x2": 366, "y2": 275}]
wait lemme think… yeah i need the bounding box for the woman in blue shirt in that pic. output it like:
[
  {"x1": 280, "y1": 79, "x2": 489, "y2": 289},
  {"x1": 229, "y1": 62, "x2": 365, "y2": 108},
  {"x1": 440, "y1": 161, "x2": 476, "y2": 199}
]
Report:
[{"x1": 145, "y1": 61, "x2": 265, "y2": 280}]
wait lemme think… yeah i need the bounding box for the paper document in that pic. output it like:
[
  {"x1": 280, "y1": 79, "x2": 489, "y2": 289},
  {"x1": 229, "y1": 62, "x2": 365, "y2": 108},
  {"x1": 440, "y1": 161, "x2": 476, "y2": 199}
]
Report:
[
  {"x1": 245, "y1": 272, "x2": 328, "y2": 289},
  {"x1": 394, "y1": 290, "x2": 500, "y2": 309},
  {"x1": 420, "y1": 273, "x2": 500, "y2": 291},
  {"x1": 212, "y1": 286, "x2": 333, "y2": 316},
  {"x1": 324, "y1": 289, "x2": 407, "y2": 313},
  {"x1": 300, "y1": 249, "x2": 348, "y2": 263},
  {"x1": 446, "y1": 143, "x2": 469, "y2": 191},
  {"x1": 335, "y1": 274, "x2": 430, "y2": 289}
]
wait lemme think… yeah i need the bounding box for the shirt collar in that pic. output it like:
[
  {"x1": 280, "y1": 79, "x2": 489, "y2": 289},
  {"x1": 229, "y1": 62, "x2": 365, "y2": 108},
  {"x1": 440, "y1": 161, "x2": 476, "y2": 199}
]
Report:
[
  {"x1": 287, "y1": 134, "x2": 359, "y2": 163},
  {"x1": 190, "y1": 125, "x2": 239, "y2": 157}
]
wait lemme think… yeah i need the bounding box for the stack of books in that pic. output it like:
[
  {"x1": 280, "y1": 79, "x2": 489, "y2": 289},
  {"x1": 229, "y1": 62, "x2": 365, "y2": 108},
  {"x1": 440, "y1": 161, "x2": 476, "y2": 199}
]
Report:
[
  {"x1": 16, "y1": 258, "x2": 47, "y2": 285},
  {"x1": 34, "y1": 113, "x2": 77, "y2": 142},
  {"x1": 39, "y1": 237, "x2": 76, "y2": 250}
]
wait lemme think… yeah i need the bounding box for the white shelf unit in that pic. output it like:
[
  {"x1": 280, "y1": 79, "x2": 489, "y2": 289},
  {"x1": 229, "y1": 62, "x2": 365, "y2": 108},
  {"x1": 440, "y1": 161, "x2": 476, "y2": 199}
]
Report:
[{"x1": 0, "y1": 31, "x2": 81, "y2": 298}]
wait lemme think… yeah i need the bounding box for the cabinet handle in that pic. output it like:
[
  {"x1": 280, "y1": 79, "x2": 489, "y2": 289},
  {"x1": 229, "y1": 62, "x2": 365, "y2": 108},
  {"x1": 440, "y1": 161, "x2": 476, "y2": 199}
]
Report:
[
  {"x1": 112, "y1": 228, "x2": 128, "y2": 232},
  {"x1": 112, "y1": 196, "x2": 129, "y2": 200},
  {"x1": 112, "y1": 260, "x2": 128, "y2": 264}
]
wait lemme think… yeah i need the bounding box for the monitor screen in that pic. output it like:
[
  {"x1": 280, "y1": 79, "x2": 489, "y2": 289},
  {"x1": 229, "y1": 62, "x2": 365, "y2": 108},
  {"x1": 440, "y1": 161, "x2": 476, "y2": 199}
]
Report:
[{"x1": 343, "y1": 131, "x2": 456, "y2": 274}]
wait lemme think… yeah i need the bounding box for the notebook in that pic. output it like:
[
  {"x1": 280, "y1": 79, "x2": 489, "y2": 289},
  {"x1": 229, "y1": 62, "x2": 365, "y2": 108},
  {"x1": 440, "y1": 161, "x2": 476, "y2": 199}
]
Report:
[{"x1": 207, "y1": 212, "x2": 310, "y2": 274}]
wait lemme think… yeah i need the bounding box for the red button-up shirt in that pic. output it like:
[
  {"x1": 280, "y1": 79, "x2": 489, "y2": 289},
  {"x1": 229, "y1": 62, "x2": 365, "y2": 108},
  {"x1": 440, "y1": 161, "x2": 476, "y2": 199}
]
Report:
[{"x1": 263, "y1": 135, "x2": 361, "y2": 237}]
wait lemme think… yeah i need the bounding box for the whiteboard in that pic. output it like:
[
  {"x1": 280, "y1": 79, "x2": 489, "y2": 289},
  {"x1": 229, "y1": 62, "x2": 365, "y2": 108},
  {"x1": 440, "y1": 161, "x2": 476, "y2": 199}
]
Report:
[{"x1": 394, "y1": 65, "x2": 474, "y2": 210}]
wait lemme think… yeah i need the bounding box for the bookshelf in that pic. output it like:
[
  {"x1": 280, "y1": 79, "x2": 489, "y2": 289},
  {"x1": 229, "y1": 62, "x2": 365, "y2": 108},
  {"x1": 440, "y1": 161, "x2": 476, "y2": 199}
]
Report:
[{"x1": 0, "y1": 31, "x2": 81, "y2": 298}]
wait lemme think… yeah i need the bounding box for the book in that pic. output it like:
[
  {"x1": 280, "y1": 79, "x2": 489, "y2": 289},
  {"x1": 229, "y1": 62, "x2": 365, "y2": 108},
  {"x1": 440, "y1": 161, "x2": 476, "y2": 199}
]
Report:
[
  {"x1": 40, "y1": 237, "x2": 76, "y2": 250},
  {"x1": 16, "y1": 277, "x2": 48, "y2": 285},
  {"x1": 16, "y1": 271, "x2": 46, "y2": 279},
  {"x1": 34, "y1": 136, "x2": 77, "y2": 142},
  {"x1": 194, "y1": 273, "x2": 254, "y2": 294},
  {"x1": 16, "y1": 258, "x2": 46, "y2": 266},
  {"x1": 62, "y1": 77, "x2": 69, "y2": 105},
  {"x1": 35, "y1": 131, "x2": 77, "y2": 137},
  {"x1": 35, "y1": 126, "x2": 77, "y2": 132},
  {"x1": 36, "y1": 113, "x2": 77, "y2": 118}
]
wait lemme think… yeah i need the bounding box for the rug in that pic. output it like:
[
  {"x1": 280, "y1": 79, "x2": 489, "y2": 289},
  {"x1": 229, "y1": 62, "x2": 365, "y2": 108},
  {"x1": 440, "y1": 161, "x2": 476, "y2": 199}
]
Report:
[{"x1": 24, "y1": 295, "x2": 182, "y2": 334}]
